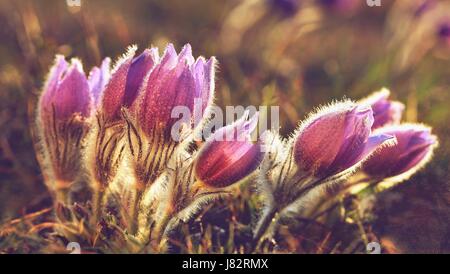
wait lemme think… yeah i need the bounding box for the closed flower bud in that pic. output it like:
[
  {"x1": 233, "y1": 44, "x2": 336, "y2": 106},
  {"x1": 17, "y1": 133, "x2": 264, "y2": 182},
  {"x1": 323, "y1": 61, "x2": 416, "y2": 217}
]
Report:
[
  {"x1": 194, "y1": 111, "x2": 264, "y2": 188},
  {"x1": 40, "y1": 56, "x2": 91, "y2": 122},
  {"x1": 363, "y1": 124, "x2": 438, "y2": 182},
  {"x1": 358, "y1": 88, "x2": 405, "y2": 130},
  {"x1": 127, "y1": 43, "x2": 216, "y2": 187},
  {"x1": 101, "y1": 46, "x2": 159, "y2": 123},
  {"x1": 133, "y1": 43, "x2": 215, "y2": 141},
  {"x1": 37, "y1": 55, "x2": 93, "y2": 201},
  {"x1": 294, "y1": 101, "x2": 395, "y2": 178}
]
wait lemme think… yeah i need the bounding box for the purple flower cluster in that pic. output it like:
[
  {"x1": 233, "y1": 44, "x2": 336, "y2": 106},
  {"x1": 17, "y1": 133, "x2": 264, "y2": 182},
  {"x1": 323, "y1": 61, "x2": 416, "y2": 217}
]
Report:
[
  {"x1": 38, "y1": 45, "x2": 438, "y2": 196},
  {"x1": 36, "y1": 45, "x2": 438, "y2": 246}
]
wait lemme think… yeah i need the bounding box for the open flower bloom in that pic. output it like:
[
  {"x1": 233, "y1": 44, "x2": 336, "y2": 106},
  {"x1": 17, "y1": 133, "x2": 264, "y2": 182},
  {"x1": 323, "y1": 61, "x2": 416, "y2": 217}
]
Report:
[
  {"x1": 294, "y1": 102, "x2": 395, "y2": 178},
  {"x1": 101, "y1": 46, "x2": 159, "y2": 123},
  {"x1": 363, "y1": 124, "x2": 438, "y2": 182},
  {"x1": 132, "y1": 43, "x2": 215, "y2": 142},
  {"x1": 358, "y1": 88, "x2": 405, "y2": 130},
  {"x1": 194, "y1": 112, "x2": 264, "y2": 188}
]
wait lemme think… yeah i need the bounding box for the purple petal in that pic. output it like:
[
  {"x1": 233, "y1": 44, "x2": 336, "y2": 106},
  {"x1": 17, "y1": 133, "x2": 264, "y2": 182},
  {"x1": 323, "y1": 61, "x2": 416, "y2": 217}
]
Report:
[
  {"x1": 123, "y1": 49, "x2": 158, "y2": 108},
  {"x1": 346, "y1": 133, "x2": 395, "y2": 168},
  {"x1": 88, "y1": 57, "x2": 111, "y2": 106},
  {"x1": 51, "y1": 60, "x2": 91, "y2": 120},
  {"x1": 101, "y1": 50, "x2": 135, "y2": 122},
  {"x1": 137, "y1": 44, "x2": 216, "y2": 140},
  {"x1": 359, "y1": 89, "x2": 405, "y2": 129},
  {"x1": 41, "y1": 55, "x2": 68, "y2": 110},
  {"x1": 326, "y1": 106, "x2": 374, "y2": 173},
  {"x1": 363, "y1": 125, "x2": 438, "y2": 179},
  {"x1": 294, "y1": 104, "x2": 353, "y2": 176}
]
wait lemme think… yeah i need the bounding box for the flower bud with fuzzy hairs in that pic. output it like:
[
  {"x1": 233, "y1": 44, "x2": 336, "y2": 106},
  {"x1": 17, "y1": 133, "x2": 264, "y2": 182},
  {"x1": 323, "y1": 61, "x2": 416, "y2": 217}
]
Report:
[
  {"x1": 358, "y1": 88, "x2": 405, "y2": 130},
  {"x1": 83, "y1": 47, "x2": 159, "y2": 229},
  {"x1": 125, "y1": 43, "x2": 216, "y2": 189},
  {"x1": 85, "y1": 47, "x2": 158, "y2": 193},
  {"x1": 362, "y1": 124, "x2": 438, "y2": 188},
  {"x1": 293, "y1": 101, "x2": 395, "y2": 179},
  {"x1": 101, "y1": 46, "x2": 159, "y2": 124},
  {"x1": 145, "y1": 112, "x2": 263, "y2": 247},
  {"x1": 194, "y1": 111, "x2": 264, "y2": 188},
  {"x1": 37, "y1": 55, "x2": 92, "y2": 202}
]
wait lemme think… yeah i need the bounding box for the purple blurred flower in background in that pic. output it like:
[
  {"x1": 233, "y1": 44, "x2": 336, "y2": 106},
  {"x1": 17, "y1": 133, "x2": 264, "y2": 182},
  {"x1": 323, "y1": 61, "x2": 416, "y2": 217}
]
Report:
[
  {"x1": 133, "y1": 43, "x2": 215, "y2": 142},
  {"x1": 101, "y1": 47, "x2": 159, "y2": 123},
  {"x1": 195, "y1": 112, "x2": 264, "y2": 188},
  {"x1": 363, "y1": 124, "x2": 438, "y2": 180},
  {"x1": 294, "y1": 102, "x2": 394, "y2": 178},
  {"x1": 437, "y1": 19, "x2": 450, "y2": 45},
  {"x1": 39, "y1": 56, "x2": 91, "y2": 122},
  {"x1": 268, "y1": 0, "x2": 301, "y2": 16},
  {"x1": 319, "y1": 0, "x2": 360, "y2": 14},
  {"x1": 358, "y1": 88, "x2": 405, "y2": 130},
  {"x1": 414, "y1": 0, "x2": 436, "y2": 17}
]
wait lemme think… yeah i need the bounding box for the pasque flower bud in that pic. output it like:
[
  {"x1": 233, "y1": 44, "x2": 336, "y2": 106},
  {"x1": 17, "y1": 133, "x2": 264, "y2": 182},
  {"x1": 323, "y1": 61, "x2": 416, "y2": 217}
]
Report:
[
  {"x1": 358, "y1": 88, "x2": 405, "y2": 130},
  {"x1": 126, "y1": 44, "x2": 216, "y2": 187},
  {"x1": 40, "y1": 56, "x2": 91, "y2": 121},
  {"x1": 37, "y1": 55, "x2": 94, "y2": 200},
  {"x1": 101, "y1": 46, "x2": 159, "y2": 123},
  {"x1": 363, "y1": 124, "x2": 438, "y2": 182},
  {"x1": 133, "y1": 43, "x2": 215, "y2": 141},
  {"x1": 85, "y1": 47, "x2": 159, "y2": 193},
  {"x1": 294, "y1": 102, "x2": 394, "y2": 178},
  {"x1": 194, "y1": 112, "x2": 264, "y2": 188}
]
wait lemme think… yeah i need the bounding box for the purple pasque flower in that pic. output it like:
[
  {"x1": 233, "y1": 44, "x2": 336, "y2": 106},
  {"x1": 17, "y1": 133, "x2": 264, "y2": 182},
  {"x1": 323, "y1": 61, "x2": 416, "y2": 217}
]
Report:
[
  {"x1": 358, "y1": 88, "x2": 405, "y2": 130},
  {"x1": 293, "y1": 101, "x2": 394, "y2": 178},
  {"x1": 363, "y1": 124, "x2": 438, "y2": 180},
  {"x1": 39, "y1": 55, "x2": 91, "y2": 122},
  {"x1": 38, "y1": 55, "x2": 101, "y2": 194},
  {"x1": 88, "y1": 57, "x2": 111, "y2": 107},
  {"x1": 101, "y1": 46, "x2": 159, "y2": 123},
  {"x1": 132, "y1": 43, "x2": 216, "y2": 142},
  {"x1": 194, "y1": 111, "x2": 264, "y2": 188}
]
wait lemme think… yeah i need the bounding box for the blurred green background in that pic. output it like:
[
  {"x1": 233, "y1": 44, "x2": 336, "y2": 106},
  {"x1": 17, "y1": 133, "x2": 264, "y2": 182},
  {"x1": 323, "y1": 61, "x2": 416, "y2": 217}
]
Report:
[{"x1": 0, "y1": 0, "x2": 449, "y2": 253}]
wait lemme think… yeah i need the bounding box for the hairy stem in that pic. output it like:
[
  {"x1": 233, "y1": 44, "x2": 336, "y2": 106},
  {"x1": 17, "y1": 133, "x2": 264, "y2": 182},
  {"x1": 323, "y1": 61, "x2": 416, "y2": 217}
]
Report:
[
  {"x1": 129, "y1": 189, "x2": 143, "y2": 235},
  {"x1": 252, "y1": 207, "x2": 278, "y2": 252},
  {"x1": 91, "y1": 189, "x2": 104, "y2": 228}
]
